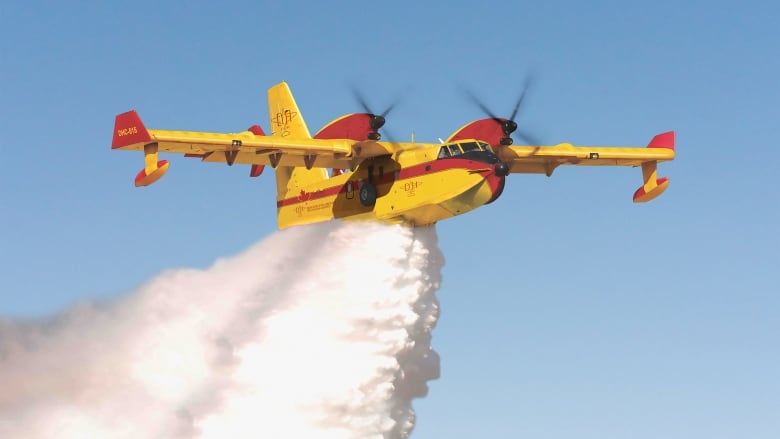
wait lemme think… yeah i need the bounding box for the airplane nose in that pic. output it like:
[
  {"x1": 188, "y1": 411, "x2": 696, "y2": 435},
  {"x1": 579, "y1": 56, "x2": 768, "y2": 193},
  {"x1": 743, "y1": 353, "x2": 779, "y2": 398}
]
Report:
[{"x1": 494, "y1": 161, "x2": 509, "y2": 177}]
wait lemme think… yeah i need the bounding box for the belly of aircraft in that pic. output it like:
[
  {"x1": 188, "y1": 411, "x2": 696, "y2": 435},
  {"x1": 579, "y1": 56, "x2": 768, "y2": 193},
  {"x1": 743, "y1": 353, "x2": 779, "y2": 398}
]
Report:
[
  {"x1": 376, "y1": 170, "x2": 495, "y2": 226},
  {"x1": 278, "y1": 166, "x2": 497, "y2": 228}
]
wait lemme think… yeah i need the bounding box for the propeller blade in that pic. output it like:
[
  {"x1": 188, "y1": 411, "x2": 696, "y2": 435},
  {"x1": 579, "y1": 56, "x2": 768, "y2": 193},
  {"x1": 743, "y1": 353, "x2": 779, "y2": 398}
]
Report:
[
  {"x1": 463, "y1": 75, "x2": 542, "y2": 145},
  {"x1": 380, "y1": 95, "x2": 403, "y2": 118},
  {"x1": 509, "y1": 76, "x2": 533, "y2": 121},
  {"x1": 514, "y1": 129, "x2": 543, "y2": 147},
  {"x1": 352, "y1": 87, "x2": 402, "y2": 118},
  {"x1": 352, "y1": 88, "x2": 373, "y2": 114},
  {"x1": 464, "y1": 90, "x2": 501, "y2": 123},
  {"x1": 350, "y1": 86, "x2": 408, "y2": 143}
]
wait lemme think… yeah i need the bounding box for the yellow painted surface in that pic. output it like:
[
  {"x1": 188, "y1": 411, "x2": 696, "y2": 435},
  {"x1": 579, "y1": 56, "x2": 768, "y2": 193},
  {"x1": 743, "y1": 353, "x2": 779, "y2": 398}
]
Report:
[{"x1": 113, "y1": 81, "x2": 676, "y2": 228}]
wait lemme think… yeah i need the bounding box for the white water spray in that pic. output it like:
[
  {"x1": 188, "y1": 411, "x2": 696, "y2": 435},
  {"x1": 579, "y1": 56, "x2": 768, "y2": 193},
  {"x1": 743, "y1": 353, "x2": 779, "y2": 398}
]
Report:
[{"x1": 0, "y1": 222, "x2": 443, "y2": 438}]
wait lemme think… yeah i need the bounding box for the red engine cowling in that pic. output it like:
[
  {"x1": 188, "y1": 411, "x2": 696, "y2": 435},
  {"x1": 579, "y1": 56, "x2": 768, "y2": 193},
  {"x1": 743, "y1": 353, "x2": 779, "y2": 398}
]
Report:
[
  {"x1": 446, "y1": 118, "x2": 507, "y2": 146},
  {"x1": 314, "y1": 113, "x2": 374, "y2": 141}
]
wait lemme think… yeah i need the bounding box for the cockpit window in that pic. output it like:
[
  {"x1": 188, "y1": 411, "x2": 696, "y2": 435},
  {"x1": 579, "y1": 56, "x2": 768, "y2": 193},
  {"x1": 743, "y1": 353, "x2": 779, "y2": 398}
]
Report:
[
  {"x1": 460, "y1": 142, "x2": 481, "y2": 153},
  {"x1": 437, "y1": 140, "x2": 499, "y2": 164},
  {"x1": 479, "y1": 141, "x2": 493, "y2": 153},
  {"x1": 437, "y1": 140, "x2": 495, "y2": 163}
]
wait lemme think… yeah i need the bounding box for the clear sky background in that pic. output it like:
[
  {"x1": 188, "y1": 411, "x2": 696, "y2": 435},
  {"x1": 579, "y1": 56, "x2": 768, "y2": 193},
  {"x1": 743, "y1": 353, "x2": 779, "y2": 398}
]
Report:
[{"x1": 1, "y1": 0, "x2": 778, "y2": 437}]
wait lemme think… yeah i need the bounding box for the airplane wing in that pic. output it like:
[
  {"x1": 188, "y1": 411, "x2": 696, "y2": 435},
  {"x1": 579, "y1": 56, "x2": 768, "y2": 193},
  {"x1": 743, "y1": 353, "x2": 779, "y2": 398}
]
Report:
[
  {"x1": 498, "y1": 131, "x2": 676, "y2": 202},
  {"x1": 112, "y1": 110, "x2": 391, "y2": 172}
]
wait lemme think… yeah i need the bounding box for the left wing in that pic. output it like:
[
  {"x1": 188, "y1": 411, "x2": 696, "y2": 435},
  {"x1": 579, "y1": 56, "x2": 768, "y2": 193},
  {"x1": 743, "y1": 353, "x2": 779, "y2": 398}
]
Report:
[
  {"x1": 112, "y1": 111, "x2": 391, "y2": 185},
  {"x1": 498, "y1": 131, "x2": 676, "y2": 202}
]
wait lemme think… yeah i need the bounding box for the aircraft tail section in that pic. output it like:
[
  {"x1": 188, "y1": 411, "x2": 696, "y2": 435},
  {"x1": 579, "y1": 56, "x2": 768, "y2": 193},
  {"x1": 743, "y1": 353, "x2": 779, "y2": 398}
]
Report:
[
  {"x1": 267, "y1": 82, "x2": 329, "y2": 214},
  {"x1": 267, "y1": 81, "x2": 312, "y2": 139}
]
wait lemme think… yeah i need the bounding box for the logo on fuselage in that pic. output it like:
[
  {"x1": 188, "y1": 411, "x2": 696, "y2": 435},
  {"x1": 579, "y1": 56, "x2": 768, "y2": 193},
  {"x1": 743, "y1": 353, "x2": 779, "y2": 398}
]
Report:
[
  {"x1": 403, "y1": 180, "x2": 422, "y2": 197},
  {"x1": 298, "y1": 189, "x2": 312, "y2": 202},
  {"x1": 273, "y1": 109, "x2": 298, "y2": 137}
]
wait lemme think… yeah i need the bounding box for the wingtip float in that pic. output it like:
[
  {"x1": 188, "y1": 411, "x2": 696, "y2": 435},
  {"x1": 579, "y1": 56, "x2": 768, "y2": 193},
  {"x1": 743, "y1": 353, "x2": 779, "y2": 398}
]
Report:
[
  {"x1": 632, "y1": 131, "x2": 675, "y2": 203},
  {"x1": 112, "y1": 110, "x2": 170, "y2": 187},
  {"x1": 111, "y1": 81, "x2": 676, "y2": 229}
]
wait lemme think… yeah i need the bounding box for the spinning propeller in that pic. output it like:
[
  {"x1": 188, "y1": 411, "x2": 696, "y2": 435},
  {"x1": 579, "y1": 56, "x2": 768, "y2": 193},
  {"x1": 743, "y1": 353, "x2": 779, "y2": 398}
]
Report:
[
  {"x1": 352, "y1": 88, "x2": 400, "y2": 141},
  {"x1": 465, "y1": 77, "x2": 540, "y2": 146}
]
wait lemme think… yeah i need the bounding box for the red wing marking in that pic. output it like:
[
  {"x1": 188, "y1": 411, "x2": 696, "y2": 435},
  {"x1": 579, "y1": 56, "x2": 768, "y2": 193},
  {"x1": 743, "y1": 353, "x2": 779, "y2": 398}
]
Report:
[
  {"x1": 112, "y1": 110, "x2": 152, "y2": 149},
  {"x1": 647, "y1": 131, "x2": 675, "y2": 150}
]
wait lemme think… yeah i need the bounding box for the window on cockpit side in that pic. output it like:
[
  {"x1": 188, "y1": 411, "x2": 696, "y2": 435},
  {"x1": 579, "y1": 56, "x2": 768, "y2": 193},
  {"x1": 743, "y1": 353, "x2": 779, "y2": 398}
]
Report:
[
  {"x1": 479, "y1": 142, "x2": 493, "y2": 152},
  {"x1": 447, "y1": 144, "x2": 463, "y2": 156},
  {"x1": 437, "y1": 146, "x2": 451, "y2": 159},
  {"x1": 460, "y1": 142, "x2": 481, "y2": 153}
]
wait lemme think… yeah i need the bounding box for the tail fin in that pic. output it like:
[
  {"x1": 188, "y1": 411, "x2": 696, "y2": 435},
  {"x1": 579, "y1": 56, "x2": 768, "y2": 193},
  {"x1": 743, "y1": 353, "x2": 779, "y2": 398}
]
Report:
[
  {"x1": 267, "y1": 82, "x2": 329, "y2": 206},
  {"x1": 267, "y1": 81, "x2": 312, "y2": 139}
]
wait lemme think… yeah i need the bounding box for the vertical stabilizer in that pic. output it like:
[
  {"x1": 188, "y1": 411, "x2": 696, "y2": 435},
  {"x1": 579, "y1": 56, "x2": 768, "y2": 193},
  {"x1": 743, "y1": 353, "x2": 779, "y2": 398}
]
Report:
[
  {"x1": 267, "y1": 81, "x2": 312, "y2": 139},
  {"x1": 268, "y1": 82, "x2": 329, "y2": 222}
]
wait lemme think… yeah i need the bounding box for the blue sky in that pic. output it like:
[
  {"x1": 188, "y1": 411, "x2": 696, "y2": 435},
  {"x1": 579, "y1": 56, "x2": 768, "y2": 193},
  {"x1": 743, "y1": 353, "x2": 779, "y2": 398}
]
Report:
[{"x1": 1, "y1": 0, "x2": 778, "y2": 437}]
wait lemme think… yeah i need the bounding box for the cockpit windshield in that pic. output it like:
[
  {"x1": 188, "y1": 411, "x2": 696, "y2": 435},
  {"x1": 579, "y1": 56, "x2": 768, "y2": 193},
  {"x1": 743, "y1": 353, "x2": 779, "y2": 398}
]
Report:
[
  {"x1": 460, "y1": 142, "x2": 481, "y2": 153},
  {"x1": 437, "y1": 141, "x2": 499, "y2": 164}
]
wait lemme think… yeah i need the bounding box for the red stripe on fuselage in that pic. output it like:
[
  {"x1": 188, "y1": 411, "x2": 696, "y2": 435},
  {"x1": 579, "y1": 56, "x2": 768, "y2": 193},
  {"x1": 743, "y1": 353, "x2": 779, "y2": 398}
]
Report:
[{"x1": 276, "y1": 158, "x2": 493, "y2": 208}]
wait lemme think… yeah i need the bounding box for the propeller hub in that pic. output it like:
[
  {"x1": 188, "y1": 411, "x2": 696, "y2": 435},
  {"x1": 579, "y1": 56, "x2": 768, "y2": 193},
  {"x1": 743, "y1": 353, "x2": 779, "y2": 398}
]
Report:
[
  {"x1": 502, "y1": 120, "x2": 518, "y2": 135},
  {"x1": 465, "y1": 76, "x2": 537, "y2": 146},
  {"x1": 369, "y1": 114, "x2": 386, "y2": 131},
  {"x1": 494, "y1": 161, "x2": 509, "y2": 177}
]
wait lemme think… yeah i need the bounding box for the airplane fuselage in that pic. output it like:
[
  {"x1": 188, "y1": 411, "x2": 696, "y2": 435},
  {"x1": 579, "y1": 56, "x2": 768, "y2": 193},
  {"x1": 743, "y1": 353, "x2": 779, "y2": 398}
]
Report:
[{"x1": 276, "y1": 142, "x2": 506, "y2": 228}]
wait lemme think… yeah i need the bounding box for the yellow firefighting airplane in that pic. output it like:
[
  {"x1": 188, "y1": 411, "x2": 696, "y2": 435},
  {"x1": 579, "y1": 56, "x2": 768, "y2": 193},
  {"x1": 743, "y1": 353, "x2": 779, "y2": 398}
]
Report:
[{"x1": 112, "y1": 81, "x2": 675, "y2": 229}]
